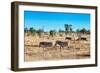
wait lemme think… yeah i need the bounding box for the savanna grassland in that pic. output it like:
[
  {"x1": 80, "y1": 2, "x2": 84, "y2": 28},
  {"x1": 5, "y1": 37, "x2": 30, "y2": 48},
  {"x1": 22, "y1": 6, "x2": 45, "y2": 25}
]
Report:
[{"x1": 24, "y1": 24, "x2": 90, "y2": 62}]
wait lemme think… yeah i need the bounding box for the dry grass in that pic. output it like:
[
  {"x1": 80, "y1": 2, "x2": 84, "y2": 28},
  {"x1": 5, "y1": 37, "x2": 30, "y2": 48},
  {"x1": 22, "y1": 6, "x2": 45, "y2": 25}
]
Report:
[{"x1": 24, "y1": 34, "x2": 90, "y2": 62}]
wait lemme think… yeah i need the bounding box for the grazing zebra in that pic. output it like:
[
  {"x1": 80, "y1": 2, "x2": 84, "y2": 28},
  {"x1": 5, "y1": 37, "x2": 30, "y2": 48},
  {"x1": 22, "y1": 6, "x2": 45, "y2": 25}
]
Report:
[
  {"x1": 39, "y1": 42, "x2": 53, "y2": 48},
  {"x1": 80, "y1": 37, "x2": 87, "y2": 40},
  {"x1": 54, "y1": 41, "x2": 68, "y2": 50},
  {"x1": 76, "y1": 37, "x2": 87, "y2": 41},
  {"x1": 65, "y1": 37, "x2": 72, "y2": 40}
]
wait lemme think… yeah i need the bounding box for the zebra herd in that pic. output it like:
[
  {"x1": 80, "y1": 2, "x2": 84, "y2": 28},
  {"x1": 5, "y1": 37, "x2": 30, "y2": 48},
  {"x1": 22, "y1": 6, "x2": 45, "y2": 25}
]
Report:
[
  {"x1": 39, "y1": 41, "x2": 68, "y2": 49},
  {"x1": 39, "y1": 36, "x2": 88, "y2": 51}
]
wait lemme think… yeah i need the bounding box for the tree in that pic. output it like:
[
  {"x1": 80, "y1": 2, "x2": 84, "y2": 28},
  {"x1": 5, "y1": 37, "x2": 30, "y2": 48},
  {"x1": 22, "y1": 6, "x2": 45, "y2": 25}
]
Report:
[
  {"x1": 29, "y1": 27, "x2": 36, "y2": 36},
  {"x1": 64, "y1": 24, "x2": 69, "y2": 34},
  {"x1": 49, "y1": 30, "x2": 56, "y2": 37},
  {"x1": 80, "y1": 28, "x2": 87, "y2": 34},
  {"x1": 69, "y1": 24, "x2": 73, "y2": 35},
  {"x1": 64, "y1": 24, "x2": 72, "y2": 35},
  {"x1": 69, "y1": 24, "x2": 72, "y2": 31},
  {"x1": 70, "y1": 27, "x2": 73, "y2": 33},
  {"x1": 24, "y1": 28, "x2": 28, "y2": 33},
  {"x1": 87, "y1": 29, "x2": 90, "y2": 34},
  {"x1": 37, "y1": 29, "x2": 44, "y2": 38},
  {"x1": 24, "y1": 28, "x2": 29, "y2": 36},
  {"x1": 59, "y1": 29, "x2": 64, "y2": 37}
]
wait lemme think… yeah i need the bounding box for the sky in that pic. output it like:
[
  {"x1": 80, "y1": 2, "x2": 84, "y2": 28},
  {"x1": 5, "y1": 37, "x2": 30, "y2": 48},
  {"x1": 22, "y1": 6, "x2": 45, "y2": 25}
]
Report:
[{"x1": 24, "y1": 11, "x2": 90, "y2": 32}]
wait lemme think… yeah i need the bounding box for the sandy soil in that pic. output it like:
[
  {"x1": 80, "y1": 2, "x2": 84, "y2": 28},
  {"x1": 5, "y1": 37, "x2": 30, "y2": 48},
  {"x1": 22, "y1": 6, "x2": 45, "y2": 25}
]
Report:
[{"x1": 24, "y1": 34, "x2": 90, "y2": 62}]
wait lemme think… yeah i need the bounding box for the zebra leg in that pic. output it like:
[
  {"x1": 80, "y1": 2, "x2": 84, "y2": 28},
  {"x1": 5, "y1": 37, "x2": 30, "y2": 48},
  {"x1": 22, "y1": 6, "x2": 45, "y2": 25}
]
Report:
[
  {"x1": 60, "y1": 46, "x2": 62, "y2": 52},
  {"x1": 54, "y1": 43, "x2": 57, "y2": 50}
]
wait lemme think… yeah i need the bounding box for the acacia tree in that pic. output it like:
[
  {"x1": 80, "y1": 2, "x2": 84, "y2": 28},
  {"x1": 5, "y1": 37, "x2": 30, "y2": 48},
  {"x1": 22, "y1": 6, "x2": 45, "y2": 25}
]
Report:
[
  {"x1": 24, "y1": 28, "x2": 29, "y2": 36},
  {"x1": 65, "y1": 24, "x2": 69, "y2": 34},
  {"x1": 29, "y1": 27, "x2": 36, "y2": 36},
  {"x1": 69, "y1": 25, "x2": 73, "y2": 32},
  {"x1": 64, "y1": 24, "x2": 72, "y2": 35},
  {"x1": 80, "y1": 28, "x2": 87, "y2": 34},
  {"x1": 37, "y1": 29, "x2": 44, "y2": 38},
  {"x1": 24, "y1": 28, "x2": 28, "y2": 33},
  {"x1": 49, "y1": 30, "x2": 56, "y2": 37}
]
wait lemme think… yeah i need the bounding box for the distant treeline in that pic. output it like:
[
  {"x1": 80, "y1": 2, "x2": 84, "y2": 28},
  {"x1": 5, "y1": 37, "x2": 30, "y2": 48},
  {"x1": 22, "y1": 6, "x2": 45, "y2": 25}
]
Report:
[{"x1": 24, "y1": 24, "x2": 90, "y2": 37}]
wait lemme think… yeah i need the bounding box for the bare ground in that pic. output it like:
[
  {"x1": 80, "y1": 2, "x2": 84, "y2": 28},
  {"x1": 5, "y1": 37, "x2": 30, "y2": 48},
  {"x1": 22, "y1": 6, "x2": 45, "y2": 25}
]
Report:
[{"x1": 24, "y1": 35, "x2": 90, "y2": 62}]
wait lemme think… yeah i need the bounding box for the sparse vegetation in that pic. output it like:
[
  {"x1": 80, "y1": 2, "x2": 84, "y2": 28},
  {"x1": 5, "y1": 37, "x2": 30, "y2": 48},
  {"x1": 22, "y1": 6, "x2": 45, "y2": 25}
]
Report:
[
  {"x1": 29, "y1": 27, "x2": 36, "y2": 36},
  {"x1": 24, "y1": 24, "x2": 90, "y2": 61},
  {"x1": 37, "y1": 29, "x2": 44, "y2": 38},
  {"x1": 24, "y1": 24, "x2": 90, "y2": 38},
  {"x1": 49, "y1": 30, "x2": 56, "y2": 37},
  {"x1": 24, "y1": 28, "x2": 28, "y2": 33},
  {"x1": 59, "y1": 29, "x2": 65, "y2": 37},
  {"x1": 64, "y1": 24, "x2": 72, "y2": 35}
]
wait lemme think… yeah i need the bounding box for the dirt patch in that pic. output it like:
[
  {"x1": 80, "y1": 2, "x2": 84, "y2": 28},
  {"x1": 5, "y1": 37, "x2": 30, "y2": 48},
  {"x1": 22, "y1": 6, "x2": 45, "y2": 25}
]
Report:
[{"x1": 24, "y1": 34, "x2": 90, "y2": 62}]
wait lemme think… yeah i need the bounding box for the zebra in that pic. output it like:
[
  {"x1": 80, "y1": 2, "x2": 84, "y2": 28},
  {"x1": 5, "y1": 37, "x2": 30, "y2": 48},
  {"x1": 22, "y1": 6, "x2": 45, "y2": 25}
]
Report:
[
  {"x1": 54, "y1": 41, "x2": 68, "y2": 51},
  {"x1": 65, "y1": 37, "x2": 72, "y2": 40},
  {"x1": 39, "y1": 42, "x2": 53, "y2": 48}
]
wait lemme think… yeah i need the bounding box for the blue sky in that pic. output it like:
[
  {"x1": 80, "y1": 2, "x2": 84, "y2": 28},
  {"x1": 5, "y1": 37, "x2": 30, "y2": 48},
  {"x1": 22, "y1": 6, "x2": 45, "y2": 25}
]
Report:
[{"x1": 24, "y1": 11, "x2": 90, "y2": 32}]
